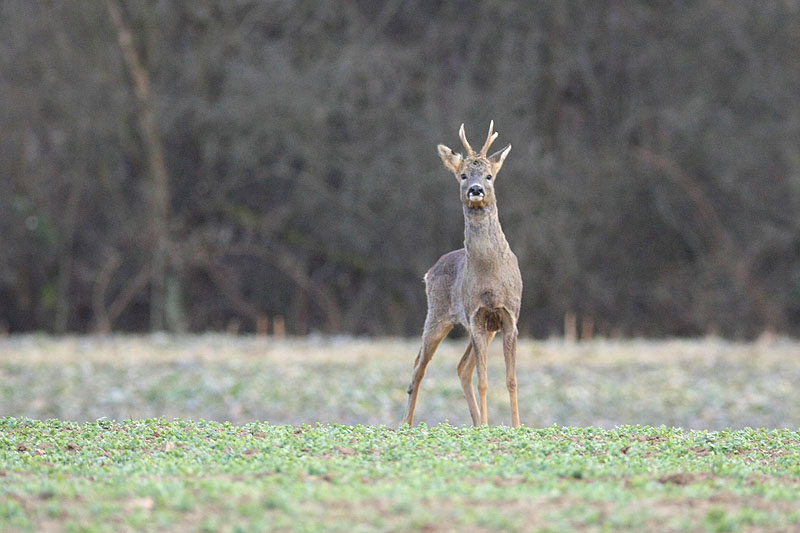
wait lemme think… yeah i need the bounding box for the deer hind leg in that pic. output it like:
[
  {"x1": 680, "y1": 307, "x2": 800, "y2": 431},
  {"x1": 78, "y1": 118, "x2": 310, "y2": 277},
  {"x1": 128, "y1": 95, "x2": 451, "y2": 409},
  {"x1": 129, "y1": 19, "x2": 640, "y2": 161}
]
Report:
[
  {"x1": 501, "y1": 315, "x2": 520, "y2": 427},
  {"x1": 456, "y1": 342, "x2": 480, "y2": 426},
  {"x1": 457, "y1": 331, "x2": 496, "y2": 427},
  {"x1": 402, "y1": 320, "x2": 452, "y2": 427},
  {"x1": 470, "y1": 324, "x2": 492, "y2": 426}
]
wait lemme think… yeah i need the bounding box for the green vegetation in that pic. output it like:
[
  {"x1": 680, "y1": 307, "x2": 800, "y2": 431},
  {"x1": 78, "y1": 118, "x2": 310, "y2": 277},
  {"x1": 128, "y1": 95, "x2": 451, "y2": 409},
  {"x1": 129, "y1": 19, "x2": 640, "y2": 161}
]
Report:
[
  {"x1": 3, "y1": 336, "x2": 800, "y2": 531},
  {"x1": 2, "y1": 418, "x2": 799, "y2": 532}
]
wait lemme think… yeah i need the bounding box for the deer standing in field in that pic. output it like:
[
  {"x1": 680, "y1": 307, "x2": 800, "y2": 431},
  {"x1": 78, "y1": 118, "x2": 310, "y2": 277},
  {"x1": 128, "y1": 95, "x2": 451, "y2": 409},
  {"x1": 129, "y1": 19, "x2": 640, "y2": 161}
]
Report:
[{"x1": 402, "y1": 121, "x2": 523, "y2": 427}]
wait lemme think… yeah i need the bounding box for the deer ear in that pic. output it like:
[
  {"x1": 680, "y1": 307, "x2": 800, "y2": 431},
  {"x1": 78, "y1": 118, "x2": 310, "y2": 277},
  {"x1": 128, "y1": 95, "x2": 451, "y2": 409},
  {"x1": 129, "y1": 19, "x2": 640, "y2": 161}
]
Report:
[
  {"x1": 437, "y1": 144, "x2": 463, "y2": 174},
  {"x1": 488, "y1": 144, "x2": 511, "y2": 175}
]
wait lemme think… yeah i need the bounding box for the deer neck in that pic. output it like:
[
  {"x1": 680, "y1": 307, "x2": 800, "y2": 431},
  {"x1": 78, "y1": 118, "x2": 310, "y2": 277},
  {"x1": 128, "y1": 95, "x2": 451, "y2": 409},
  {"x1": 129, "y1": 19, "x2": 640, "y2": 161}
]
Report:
[{"x1": 463, "y1": 204, "x2": 510, "y2": 267}]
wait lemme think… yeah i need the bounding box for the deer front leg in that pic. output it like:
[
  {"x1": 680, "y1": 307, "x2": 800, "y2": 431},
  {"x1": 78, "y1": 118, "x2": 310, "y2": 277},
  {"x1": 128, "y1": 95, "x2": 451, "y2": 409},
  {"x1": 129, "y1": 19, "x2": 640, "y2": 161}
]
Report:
[
  {"x1": 502, "y1": 319, "x2": 520, "y2": 427},
  {"x1": 471, "y1": 327, "x2": 491, "y2": 426},
  {"x1": 402, "y1": 321, "x2": 451, "y2": 427}
]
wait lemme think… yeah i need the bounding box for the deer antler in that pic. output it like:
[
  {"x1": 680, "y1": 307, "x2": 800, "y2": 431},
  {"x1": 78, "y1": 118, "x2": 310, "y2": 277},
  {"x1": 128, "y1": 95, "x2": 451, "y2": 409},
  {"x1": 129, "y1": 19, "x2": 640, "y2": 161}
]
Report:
[
  {"x1": 459, "y1": 123, "x2": 474, "y2": 157},
  {"x1": 479, "y1": 120, "x2": 499, "y2": 157}
]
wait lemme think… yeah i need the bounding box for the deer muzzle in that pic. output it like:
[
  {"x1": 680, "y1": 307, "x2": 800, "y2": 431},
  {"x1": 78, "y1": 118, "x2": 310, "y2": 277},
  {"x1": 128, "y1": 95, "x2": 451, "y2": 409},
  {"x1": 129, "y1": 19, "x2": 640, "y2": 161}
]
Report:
[{"x1": 467, "y1": 185, "x2": 485, "y2": 202}]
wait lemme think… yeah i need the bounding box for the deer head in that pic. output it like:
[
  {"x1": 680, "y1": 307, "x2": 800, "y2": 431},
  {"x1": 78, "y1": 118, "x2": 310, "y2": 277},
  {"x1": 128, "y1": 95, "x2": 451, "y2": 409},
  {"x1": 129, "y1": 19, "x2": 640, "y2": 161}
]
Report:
[{"x1": 437, "y1": 121, "x2": 512, "y2": 209}]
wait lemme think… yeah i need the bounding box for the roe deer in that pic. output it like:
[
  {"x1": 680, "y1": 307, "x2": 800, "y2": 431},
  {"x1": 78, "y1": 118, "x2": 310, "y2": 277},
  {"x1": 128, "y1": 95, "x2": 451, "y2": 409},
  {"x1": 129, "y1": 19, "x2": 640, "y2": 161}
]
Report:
[{"x1": 402, "y1": 121, "x2": 523, "y2": 427}]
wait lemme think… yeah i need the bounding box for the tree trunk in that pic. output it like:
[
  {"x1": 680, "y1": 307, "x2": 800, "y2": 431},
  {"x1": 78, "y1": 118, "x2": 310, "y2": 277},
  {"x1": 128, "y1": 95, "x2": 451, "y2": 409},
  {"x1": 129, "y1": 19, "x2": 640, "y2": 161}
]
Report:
[
  {"x1": 106, "y1": 0, "x2": 171, "y2": 331},
  {"x1": 54, "y1": 172, "x2": 83, "y2": 334}
]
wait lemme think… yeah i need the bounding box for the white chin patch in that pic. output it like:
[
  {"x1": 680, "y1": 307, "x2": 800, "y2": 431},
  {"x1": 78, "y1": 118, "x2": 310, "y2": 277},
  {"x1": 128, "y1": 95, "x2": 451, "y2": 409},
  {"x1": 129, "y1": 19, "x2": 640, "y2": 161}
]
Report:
[{"x1": 468, "y1": 194, "x2": 485, "y2": 202}]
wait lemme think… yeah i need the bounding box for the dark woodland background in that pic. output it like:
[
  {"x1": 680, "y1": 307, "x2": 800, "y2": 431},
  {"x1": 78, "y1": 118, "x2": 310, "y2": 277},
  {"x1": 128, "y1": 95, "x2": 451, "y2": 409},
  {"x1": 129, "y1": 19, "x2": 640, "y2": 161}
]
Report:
[{"x1": 1, "y1": 1, "x2": 799, "y2": 338}]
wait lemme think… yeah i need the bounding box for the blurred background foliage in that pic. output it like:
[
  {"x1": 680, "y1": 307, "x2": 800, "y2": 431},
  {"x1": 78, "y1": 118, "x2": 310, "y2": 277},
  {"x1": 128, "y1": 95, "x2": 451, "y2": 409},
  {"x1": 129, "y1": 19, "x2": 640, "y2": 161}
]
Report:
[{"x1": 1, "y1": 0, "x2": 799, "y2": 338}]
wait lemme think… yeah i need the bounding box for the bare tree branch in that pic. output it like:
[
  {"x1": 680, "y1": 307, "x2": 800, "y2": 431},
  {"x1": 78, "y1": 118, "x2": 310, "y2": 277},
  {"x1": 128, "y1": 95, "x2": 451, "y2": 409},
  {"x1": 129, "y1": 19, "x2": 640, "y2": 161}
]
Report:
[
  {"x1": 222, "y1": 243, "x2": 343, "y2": 333},
  {"x1": 106, "y1": 0, "x2": 171, "y2": 331}
]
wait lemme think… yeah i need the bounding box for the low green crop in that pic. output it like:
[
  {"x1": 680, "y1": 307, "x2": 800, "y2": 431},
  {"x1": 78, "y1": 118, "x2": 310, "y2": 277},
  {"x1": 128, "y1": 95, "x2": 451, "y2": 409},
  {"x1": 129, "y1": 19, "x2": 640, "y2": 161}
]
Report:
[{"x1": 2, "y1": 418, "x2": 799, "y2": 532}]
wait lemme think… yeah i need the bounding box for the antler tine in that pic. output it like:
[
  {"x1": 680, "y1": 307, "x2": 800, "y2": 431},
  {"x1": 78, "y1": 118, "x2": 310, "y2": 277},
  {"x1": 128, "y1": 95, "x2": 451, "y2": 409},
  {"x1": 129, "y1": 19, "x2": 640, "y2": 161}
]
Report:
[
  {"x1": 459, "y1": 123, "x2": 474, "y2": 156},
  {"x1": 479, "y1": 120, "x2": 499, "y2": 157}
]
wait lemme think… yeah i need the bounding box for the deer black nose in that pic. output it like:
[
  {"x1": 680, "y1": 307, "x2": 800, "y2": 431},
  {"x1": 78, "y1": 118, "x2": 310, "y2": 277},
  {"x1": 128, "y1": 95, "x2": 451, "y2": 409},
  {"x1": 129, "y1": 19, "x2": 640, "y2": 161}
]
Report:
[{"x1": 468, "y1": 185, "x2": 484, "y2": 197}]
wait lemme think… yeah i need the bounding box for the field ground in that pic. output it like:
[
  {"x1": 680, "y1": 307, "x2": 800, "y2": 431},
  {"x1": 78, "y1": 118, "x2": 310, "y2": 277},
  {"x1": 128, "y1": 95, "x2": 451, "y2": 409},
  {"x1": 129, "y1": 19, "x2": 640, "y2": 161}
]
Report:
[
  {"x1": 2, "y1": 334, "x2": 800, "y2": 429},
  {"x1": 1, "y1": 335, "x2": 800, "y2": 531}
]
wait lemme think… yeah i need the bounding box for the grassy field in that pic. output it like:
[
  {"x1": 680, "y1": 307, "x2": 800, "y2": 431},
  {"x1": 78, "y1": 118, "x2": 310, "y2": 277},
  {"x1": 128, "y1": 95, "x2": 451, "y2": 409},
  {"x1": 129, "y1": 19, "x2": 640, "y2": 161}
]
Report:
[
  {"x1": 2, "y1": 419, "x2": 800, "y2": 532},
  {"x1": 2, "y1": 335, "x2": 800, "y2": 531}
]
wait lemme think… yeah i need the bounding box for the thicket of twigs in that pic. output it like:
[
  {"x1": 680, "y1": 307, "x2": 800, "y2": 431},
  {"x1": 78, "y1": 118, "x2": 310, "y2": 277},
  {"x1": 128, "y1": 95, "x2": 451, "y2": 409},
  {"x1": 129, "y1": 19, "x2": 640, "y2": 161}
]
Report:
[{"x1": 2, "y1": 2, "x2": 799, "y2": 337}]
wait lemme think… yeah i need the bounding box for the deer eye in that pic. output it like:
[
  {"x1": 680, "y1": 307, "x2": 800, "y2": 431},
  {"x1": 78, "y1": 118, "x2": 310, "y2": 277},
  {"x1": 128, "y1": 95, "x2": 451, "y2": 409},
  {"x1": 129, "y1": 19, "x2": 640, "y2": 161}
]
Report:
[
  {"x1": 486, "y1": 175, "x2": 493, "y2": 180},
  {"x1": 461, "y1": 174, "x2": 467, "y2": 180}
]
